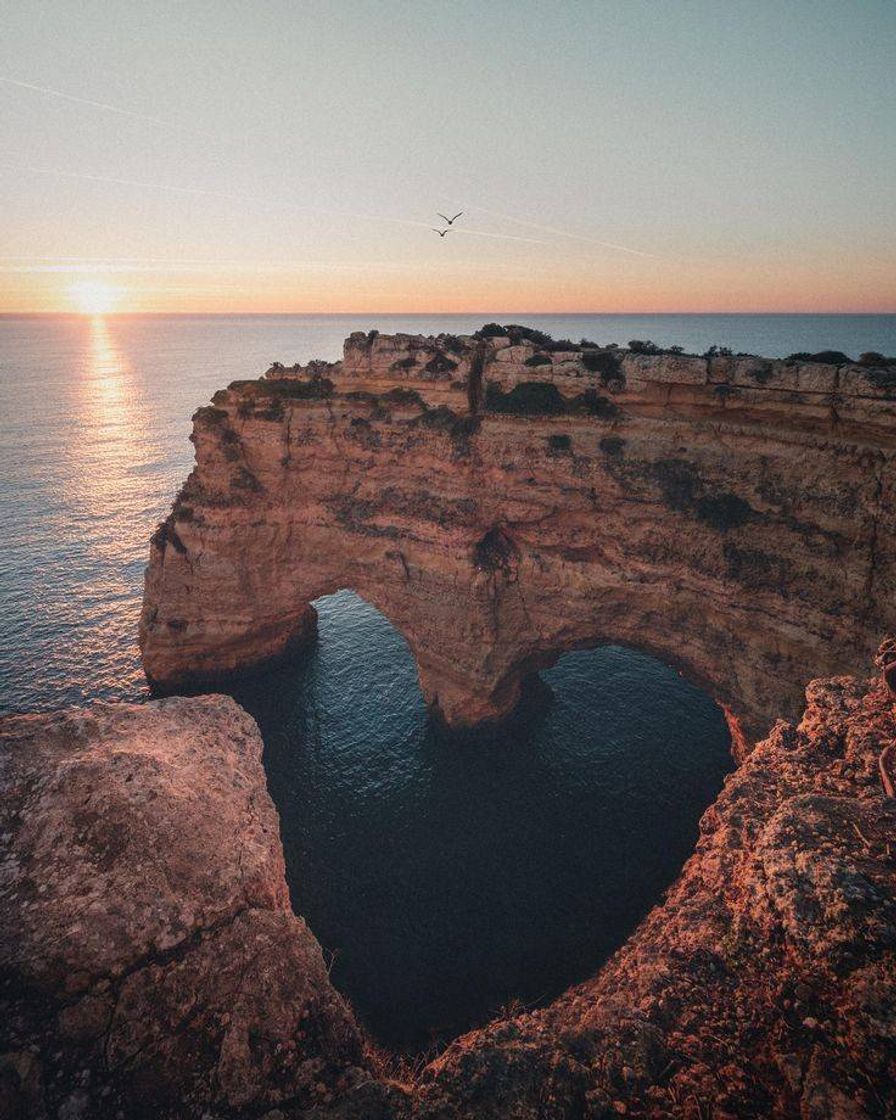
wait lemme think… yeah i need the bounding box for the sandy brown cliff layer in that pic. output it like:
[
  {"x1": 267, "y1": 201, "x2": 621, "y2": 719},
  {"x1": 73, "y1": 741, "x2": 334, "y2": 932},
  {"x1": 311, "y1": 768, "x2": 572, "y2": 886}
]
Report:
[
  {"x1": 140, "y1": 329, "x2": 896, "y2": 749},
  {"x1": 2, "y1": 651, "x2": 894, "y2": 1118}
]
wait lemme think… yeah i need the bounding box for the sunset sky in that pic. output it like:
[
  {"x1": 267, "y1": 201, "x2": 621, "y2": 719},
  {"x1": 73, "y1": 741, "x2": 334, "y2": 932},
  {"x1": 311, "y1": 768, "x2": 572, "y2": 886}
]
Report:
[{"x1": 2, "y1": 0, "x2": 894, "y2": 314}]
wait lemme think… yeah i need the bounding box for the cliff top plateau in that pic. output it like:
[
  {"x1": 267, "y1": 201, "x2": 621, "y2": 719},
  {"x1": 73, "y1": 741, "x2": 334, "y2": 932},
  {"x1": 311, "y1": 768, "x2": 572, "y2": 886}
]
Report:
[{"x1": 141, "y1": 326, "x2": 895, "y2": 755}]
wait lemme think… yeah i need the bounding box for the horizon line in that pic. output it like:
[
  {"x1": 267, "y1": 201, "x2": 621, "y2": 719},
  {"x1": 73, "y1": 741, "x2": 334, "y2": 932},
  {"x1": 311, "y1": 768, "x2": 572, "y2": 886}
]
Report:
[{"x1": 2, "y1": 309, "x2": 895, "y2": 318}]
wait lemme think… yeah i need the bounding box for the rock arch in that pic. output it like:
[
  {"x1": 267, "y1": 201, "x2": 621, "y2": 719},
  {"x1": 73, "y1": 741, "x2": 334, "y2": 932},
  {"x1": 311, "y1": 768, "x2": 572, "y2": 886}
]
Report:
[{"x1": 141, "y1": 329, "x2": 896, "y2": 754}]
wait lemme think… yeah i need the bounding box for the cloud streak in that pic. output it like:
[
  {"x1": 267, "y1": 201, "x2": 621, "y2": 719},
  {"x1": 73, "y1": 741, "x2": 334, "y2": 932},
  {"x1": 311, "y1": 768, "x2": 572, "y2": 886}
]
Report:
[
  {"x1": 460, "y1": 203, "x2": 664, "y2": 259},
  {"x1": 0, "y1": 165, "x2": 547, "y2": 245},
  {"x1": 0, "y1": 75, "x2": 210, "y2": 137}
]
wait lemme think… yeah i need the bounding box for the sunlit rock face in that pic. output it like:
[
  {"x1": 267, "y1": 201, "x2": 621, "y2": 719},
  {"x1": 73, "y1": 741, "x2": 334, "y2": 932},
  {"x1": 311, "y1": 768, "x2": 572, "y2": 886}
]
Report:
[
  {"x1": 416, "y1": 649, "x2": 896, "y2": 1119},
  {"x1": 140, "y1": 328, "x2": 896, "y2": 751},
  {"x1": 0, "y1": 696, "x2": 368, "y2": 1119},
  {"x1": 3, "y1": 651, "x2": 893, "y2": 1118}
]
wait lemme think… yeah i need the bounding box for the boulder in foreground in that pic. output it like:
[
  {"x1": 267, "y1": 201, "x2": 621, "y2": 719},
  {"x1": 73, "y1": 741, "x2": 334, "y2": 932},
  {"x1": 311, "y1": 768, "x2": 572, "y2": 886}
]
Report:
[{"x1": 0, "y1": 696, "x2": 370, "y2": 1119}]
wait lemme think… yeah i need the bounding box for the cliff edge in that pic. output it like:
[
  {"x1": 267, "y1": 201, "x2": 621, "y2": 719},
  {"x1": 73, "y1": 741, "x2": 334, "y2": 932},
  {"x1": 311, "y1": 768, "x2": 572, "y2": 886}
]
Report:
[
  {"x1": 2, "y1": 650, "x2": 895, "y2": 1118},
  {"x1": 0, "y1": 697, "x2": 372, "y2": 1119},
  {"x1": 140, "y1": 327, "x2": 896, "y2": 752}
]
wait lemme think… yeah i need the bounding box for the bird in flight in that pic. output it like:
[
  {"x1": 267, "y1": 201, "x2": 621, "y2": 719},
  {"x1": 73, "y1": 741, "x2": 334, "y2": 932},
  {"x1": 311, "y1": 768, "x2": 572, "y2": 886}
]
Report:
[
  {"x1": 431, "y1": 228, "x2": 452, "y2": 237},
  {"x1": 437, "y1": 211, "x2": 464, "y2": 225}
]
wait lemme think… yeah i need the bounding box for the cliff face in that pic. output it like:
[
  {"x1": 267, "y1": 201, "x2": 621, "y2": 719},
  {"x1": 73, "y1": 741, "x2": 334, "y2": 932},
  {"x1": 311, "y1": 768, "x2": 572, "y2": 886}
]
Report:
[
  {"x1": 416, "y1": 651, "x2": 896, "y2": 1120},
  {"x1": 2, "y1": 653, "x2": 894, "y2": 1118},
  {"x1": 140, "y1": 329, "x2": 896, "y2": 748},
  {"x1": 0, "y1": 697, "x2": 369, "y2": 1119}
]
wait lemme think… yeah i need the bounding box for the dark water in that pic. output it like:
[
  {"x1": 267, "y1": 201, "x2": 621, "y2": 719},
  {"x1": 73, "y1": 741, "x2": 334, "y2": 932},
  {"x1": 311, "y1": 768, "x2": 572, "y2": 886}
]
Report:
[
  {"x1": 230, "y1": 590, "x2": 732, "y2": 1051},
  {"x1": 2, "y1": 313, "x2": 893, "y2": 1050}
]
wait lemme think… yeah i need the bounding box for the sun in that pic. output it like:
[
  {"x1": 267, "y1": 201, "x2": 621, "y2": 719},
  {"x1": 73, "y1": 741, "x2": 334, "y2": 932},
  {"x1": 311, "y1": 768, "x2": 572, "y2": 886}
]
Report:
[{"x1": 68, "y1": 280, "x2": 121, "y2": 316}]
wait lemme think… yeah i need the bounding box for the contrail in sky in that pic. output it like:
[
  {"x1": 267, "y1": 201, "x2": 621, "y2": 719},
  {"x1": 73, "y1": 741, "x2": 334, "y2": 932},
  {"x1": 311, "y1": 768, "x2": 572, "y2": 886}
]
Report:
[
  {"x1": 0, "y1": 164, "x2": 546, "y2": 243},
  {"x1": 0, "y1": 163, "x2": 238, "y2": 198},
  {"x1": 458, "y1": 202, "x2": 663, "y2": 259},
  {"x1": 3, "y1": 76, "x2": 644, "y2": 256},
  {"x1": 0, "y1": 75, "x2": 209, "y2": 136}
]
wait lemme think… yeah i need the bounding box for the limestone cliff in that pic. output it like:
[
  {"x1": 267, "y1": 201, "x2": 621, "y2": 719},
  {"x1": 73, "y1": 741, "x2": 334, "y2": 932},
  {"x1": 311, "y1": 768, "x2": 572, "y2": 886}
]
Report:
[
  {"x1": 2, "y1": 650, "x2": 894, "y2": 1118},
  {"x1": 0, "y1": 697, "x2": 370, "y2": 1119},
  {"x1": 415, "y1": 648, "x2": 896, "y2": 1119},
  {"x1": 140, "y1": 327, "x2": 896, "y2": 750}
]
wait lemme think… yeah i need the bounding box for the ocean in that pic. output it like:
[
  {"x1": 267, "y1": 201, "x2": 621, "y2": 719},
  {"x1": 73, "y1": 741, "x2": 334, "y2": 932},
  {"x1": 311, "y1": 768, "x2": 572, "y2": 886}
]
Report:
[{"x1": 2, "y1": 312, "x2": 893, "y2": 1048}]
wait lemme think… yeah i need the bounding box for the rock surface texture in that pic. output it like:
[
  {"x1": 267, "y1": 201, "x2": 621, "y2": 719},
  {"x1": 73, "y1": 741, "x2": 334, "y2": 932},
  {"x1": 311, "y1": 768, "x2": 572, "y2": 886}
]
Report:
[
  {"x1": 414, "y1": 652, "x2": 896, "y2": 1119},
  {"x1": 0, "y1": 697, "x2": 369, "y2": 1119},
  {"x1": 140, "y1": 329, "x2": 895, "y2": 750},
  {"x1": 2, "y1": 652, "x2": 895, "y2": 1118}
]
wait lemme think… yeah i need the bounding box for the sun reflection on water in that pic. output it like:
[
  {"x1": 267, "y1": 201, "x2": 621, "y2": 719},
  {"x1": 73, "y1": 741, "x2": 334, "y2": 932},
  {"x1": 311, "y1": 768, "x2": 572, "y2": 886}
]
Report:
[{"x1": 86, "y1": 315, "x2": 128, "y2": 416}]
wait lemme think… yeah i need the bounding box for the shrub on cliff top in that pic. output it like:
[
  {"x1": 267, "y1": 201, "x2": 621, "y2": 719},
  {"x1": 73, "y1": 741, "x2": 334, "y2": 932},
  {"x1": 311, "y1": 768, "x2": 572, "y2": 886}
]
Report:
[
  {"x1": 785, "y1": 350, "x2": 851, "y2": 365},
  {"x1": 473, "y1": 323, "x2": 558, "y2": 348},
  {"x1": 438, "y1": 333, "x2": 466, "y2": 355},
  {"x1": 865, "y1": 367, "x2": 896, "y2": 391},
  {"x1": 260, "y1": 376, "x2": 334, "y2": 399},
  {"x1": 628, "y1": 339, "x2": 662, "y2": 355},
  {"x1": 582, "y1": 349, "x2": 625, "y2": 389},
  {"x1": 858, "y1": 352, "x2": 895, "y2": 367},
  {"x1": 193, "y1": 405, "x2": 229, "y2": 427}
]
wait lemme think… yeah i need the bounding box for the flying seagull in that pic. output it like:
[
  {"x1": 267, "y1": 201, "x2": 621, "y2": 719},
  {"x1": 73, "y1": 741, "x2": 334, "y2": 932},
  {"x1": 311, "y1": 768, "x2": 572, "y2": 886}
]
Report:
[
  {"x1": 431, "y1": 228, "x2": 452, "y2": 237},
  {"x1": 437, "y1": 211, "x2": 463, "y2": 225}
]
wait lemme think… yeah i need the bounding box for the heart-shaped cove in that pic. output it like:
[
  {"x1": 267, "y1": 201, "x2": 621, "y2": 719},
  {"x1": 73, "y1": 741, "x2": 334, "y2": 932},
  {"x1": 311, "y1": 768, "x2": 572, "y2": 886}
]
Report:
[{"x1": 229, "y1": 589, "x2": 732, "y2": 1054}]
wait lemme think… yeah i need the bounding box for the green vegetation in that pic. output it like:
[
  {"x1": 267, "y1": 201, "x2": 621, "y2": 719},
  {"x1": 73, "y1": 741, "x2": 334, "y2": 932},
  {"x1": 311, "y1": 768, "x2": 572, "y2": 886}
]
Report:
[
  {"x1": 382, "y1": 386, "x2": 426, "y2": 407},
  {"x1": 412, "y1": 406, "x2": 480, "y2": 455},
  {"x1": 858, "y1": 351, "x2": 896, "y2": 367},
  {"x1": 193, "y1": 405, "x2": 229, "y2": 425},
  {"x1": 473, "y1": 526, "x2": 519, "y2": 573},
  {"x1": 652, "y1": 457, "x2": 754, "y2": 530},
  {"x1": 547, "y1": 433, "x2": 572, "y2": 452},
  {"x1": 785, "y1": 350, "x2": 851, "y2": 365},
  {"x1": 582, "y1": 349, "x2": 625, "y2": 389},
  {"x1": 524, "y1": 354, "x2": 552, "y2": 367},
  {"x1": 485, "y1": 380, "x2": 621, "y2": 419},
  {"x1": 485, "y1": 381, "x2": 567, "y2": 414},
  {"x1": 473, "y1": 323, "x2": 556, "y2": 347},
  {"x1": 151, "y1": 516, "x2": 187, "y2": 555},
  {"x1": 424, "y1": 352, "x2": 459, "y2": 375},
  {"x1": 695, "y1": 493, "x2": 753, "y2": 530},
  {"x1": 437, "y1": 333, "x2": 466, "y2": 355},
  {"x1": 599, "y1": 435, "x2": 626, "y2": 457}
]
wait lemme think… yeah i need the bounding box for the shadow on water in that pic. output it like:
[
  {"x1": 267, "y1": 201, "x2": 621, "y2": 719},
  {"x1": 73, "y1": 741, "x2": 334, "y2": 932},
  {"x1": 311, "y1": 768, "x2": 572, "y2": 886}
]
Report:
[{"x1": 228, "y1": 589, "x2": 733, "y2": 1053}]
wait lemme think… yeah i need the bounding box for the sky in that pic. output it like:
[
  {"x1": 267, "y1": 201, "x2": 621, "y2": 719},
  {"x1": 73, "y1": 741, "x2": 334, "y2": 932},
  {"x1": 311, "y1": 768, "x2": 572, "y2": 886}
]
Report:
[{"x1": 1, "y1": 0, "x2": 894, "y2": 314}]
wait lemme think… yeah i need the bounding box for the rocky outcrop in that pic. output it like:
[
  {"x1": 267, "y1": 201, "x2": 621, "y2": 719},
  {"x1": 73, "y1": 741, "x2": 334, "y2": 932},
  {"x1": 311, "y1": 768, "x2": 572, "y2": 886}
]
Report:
[
  {"x1": 140, "y1": 328, "x2": 896, "y2": 748},
  {"x1": 0, "y1": 697, "x2": 371, "y2": 1119},
  {"x1": 415, "y1": 650, "x2": 896, "y2": 1119},
  {"x1": 2, "y1": 650, "x2": 894, "y2": 1118}
]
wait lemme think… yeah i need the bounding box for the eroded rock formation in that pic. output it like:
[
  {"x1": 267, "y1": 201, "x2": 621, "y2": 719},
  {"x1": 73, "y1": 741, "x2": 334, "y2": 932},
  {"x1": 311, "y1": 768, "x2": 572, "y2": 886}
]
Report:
[
  {"x1": 141, "y1": 328, "x2": 896, "y2": 749},
  {"x1": 2, "y1": 648, "x2": 895, "y2": 1118},
  {"x1": 415, "y1": 648, "x2": 896, "y2": 1119},
  {"x1": 0, "y1": 697, "x2": 371, "y2": 1119}
]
